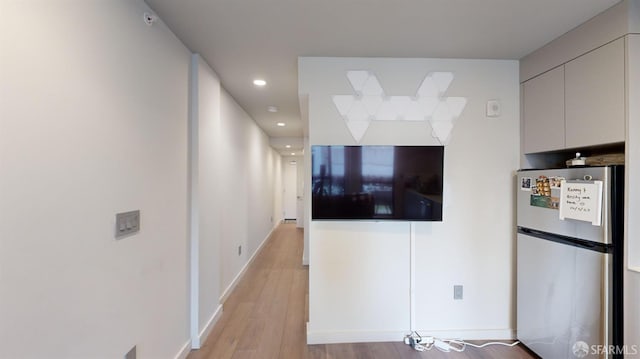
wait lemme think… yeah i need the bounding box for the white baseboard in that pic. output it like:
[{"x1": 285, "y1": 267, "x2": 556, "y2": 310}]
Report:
[
  {"x1": 174, "y1": 339, "x2": 192, "y2": 359},
  {"x1": 198, "y1": 304, "x2": 223, "y2": 346},
  {"x1": 306, "y1": 323, "x2": 406, "y2": 344},
  {"x1": 306, "y1": 322, "x2": 515, "y2": 344},
  {"x1": 219, "y1": 223, "x2": 278, "y2": 303},
  {"x1": 302, "y1": 255, "x2": 309, "y2": 266},
  {"x1": 413, "y1": 328, "x2": 516, "y2": 340}
]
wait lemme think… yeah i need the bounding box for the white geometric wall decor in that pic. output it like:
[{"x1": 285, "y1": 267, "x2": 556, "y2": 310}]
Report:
[{"x1": 332, "y1": 70, "x2": 467, "y2": 144}]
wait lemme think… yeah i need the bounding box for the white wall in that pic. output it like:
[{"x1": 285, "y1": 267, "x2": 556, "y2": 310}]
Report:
[
  {"x1": 299, "y1": 57, "x2": 520, "y2": 343},
  {"x1": 0, "y1": 1, "x2": 191, "y2": 358},
  {"x1": 190, "y1": 55, "x2": 223, "y2": 347},
  {"x1": 219, "y1": 89, "x2": 283, "y2": 298},
  {"x1": 295, "y1": 154, "x2": 305, "y2": 229},
  {"x1": 625, "y1": 33, "x2": 640, "y2": 354},
  {"x1": 0, "y1": 2, "x2": 285, "y2": 357},
  {"x1": 308, "y1": 221, "x2": 411, "y2": 342},
  {"x1": 274, "y1": 153, "x2": 284, "y2": 237},
  {"x1": 190, "y1": 56, "x2": 284, "y2": 345},
  {"x1": 303, "y1": 137, "x2": 311, "y2": 265}
]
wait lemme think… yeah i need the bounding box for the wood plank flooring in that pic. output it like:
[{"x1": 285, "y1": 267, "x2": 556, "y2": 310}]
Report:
[{"x1": 187, "y1": 223, "x2": 538, "y2": 359}]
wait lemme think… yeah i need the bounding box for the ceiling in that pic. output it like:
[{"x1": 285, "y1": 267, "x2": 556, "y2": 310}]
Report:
[{"x1": 145, "y1": 0, "x2": 620, "y2": 154}]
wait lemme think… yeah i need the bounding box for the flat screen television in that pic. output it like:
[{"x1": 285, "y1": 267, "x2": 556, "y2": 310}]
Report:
[{"x1": 311, "y1": 145, "x2": 444, "y2": 221}]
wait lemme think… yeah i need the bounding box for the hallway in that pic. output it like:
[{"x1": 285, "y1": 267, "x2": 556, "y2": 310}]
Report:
[
  {"x1": 187, "y1": 223, "x2": 536, "y2": 359},
  {"x1": 188, "y1": 223, "x2": 307, "y2": 359}
]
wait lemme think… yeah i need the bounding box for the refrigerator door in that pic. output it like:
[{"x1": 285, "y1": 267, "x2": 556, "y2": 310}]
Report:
[
  {"x1": 517, "y1": 233, "x2": 609, "y2": 358},
  {"x1": 517, "y1": 167, "x2": 612, "y2": 244}
]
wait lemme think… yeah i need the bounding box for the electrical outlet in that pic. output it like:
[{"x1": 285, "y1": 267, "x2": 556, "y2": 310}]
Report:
[
  {"x1": 124, "y1": 346, "x2": 136, "y2": 359},
  {"x1": 238, "y1": 245, "x2": 242, "y2": 256},
  {"x1": 454, "y1": 285, "x2": 463, "y2": 300}
]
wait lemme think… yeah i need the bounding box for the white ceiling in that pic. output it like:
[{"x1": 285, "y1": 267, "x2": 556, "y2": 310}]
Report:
[{"x1": 145, "y1": 0, "x2": 619, "y2": 154}]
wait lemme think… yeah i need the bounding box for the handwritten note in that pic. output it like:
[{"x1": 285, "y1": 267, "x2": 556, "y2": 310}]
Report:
[{"x1": 559, "y1": 180, "x2": 603, "y2": 225}]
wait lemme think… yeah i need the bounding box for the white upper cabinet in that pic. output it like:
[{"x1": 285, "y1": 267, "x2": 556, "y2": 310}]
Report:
[
  {"x1": 523, "y1": 66, "x2": 565, "y2": 153},
  {"x1": 522, "y1": 37, "x2": 626, "y2": 154},
  {"x1": 565, "y1": 38, "x2": 625, "y2": 149}
]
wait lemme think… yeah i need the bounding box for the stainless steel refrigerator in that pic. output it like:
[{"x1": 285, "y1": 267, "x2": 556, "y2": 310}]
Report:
[{"x1": 516, "y1": 166, "x2": 623, "y2": 359}]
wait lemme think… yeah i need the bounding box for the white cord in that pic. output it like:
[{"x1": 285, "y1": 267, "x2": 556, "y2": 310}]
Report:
[
  {"x1": 462, "y1": 340, "x2": 521, "y2": 348},
  {"x1": 404, "y1": 332, "x2": 520, "y2": 353}
]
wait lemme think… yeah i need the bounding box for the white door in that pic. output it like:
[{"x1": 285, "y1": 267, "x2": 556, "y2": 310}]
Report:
[{"x1": 283, "y1": 160, "x2": 297, "y2": 220}]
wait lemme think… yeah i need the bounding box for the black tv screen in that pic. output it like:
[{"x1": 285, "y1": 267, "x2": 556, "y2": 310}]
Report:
[{"x1": 311, "y1": 145, "x2": 444, "y2": 221}]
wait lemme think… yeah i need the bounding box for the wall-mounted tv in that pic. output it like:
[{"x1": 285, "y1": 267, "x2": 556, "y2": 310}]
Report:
[{"x1": 311, "y1": 145, "x2": 444, "y2": 221}]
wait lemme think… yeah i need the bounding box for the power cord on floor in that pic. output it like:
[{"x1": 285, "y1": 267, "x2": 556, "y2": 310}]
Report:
[{"x1": 403, "y1": 331, "x2": 520, "y2": 353}]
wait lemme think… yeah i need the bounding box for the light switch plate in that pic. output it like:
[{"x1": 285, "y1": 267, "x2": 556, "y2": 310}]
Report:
[{"x1": 115, "y1": 210, "x2": 140, "y2": 238}]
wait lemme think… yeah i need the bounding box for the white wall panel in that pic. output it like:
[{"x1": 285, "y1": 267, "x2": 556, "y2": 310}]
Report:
[{"x1": 299, "y1": 57, "x2": 519, "y2": 342}]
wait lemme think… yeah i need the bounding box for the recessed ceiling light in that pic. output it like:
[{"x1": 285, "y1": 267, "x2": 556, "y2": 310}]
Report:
[
  {"x1": 276, "y1": 122, "x2": 286, "y2": 127},
  {"x1": 267, "y1": 106, "x2": 278, "y2": 113},
  {"x1": 253, "y1": 79, "x2": 266, "y2": 87},
  {"x1": 285, "y1": 145, "x2": 291, "y2": 148},
  {"x1": 291, "y1": 152, "x2": 295, "y2": 156}
]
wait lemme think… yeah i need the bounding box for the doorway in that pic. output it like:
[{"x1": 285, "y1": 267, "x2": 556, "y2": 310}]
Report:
[{"x1": 283, "y1": 158, "x2": 298, "y2": 221}]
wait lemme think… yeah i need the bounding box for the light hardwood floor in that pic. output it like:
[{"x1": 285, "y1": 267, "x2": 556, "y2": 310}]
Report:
[{"x1": 187, "y1": 223, "x2": 538, "y2": 359}]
